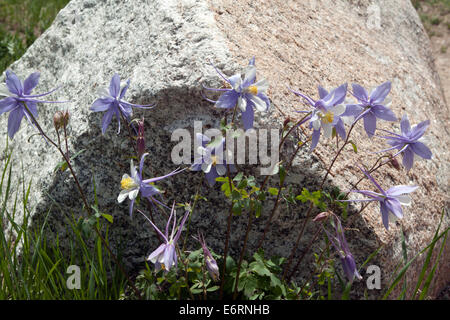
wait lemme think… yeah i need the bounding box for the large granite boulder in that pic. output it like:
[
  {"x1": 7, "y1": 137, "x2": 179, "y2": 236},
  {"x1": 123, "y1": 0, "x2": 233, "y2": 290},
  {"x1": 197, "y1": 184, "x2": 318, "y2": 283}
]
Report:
[{"x1": 1, "y1": 0, "x2": 448, "y2": 298}]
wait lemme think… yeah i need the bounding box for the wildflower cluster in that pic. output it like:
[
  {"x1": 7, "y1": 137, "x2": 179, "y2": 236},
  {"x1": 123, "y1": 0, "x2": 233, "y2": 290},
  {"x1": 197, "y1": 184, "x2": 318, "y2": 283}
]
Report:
[{"x1": 0, "y1": 56, "x2": 433, "y2": 299}]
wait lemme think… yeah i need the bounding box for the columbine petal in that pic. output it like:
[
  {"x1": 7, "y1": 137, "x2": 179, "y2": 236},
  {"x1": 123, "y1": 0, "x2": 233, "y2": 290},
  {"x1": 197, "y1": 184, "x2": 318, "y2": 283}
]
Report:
[
  {"x1": 363, "y1": 111, "x2": 377, "y2": 138},
  {"x1": 310, "y1": 128, "x2": 321, "y2": 151},
  {"x1": 241, "y1": 101, "x2": 254, "y2": 130},
  {"x1": 249, "y1": 94, "x2": 267, "y2": 112},
  {"x1": 148, "y1": 244, "x2": 167, "y2": 263},
  {"x1": 0, "y1": 97, "x2": 18, "y2": 115},
  {"x1": 7, "y1": 107, "x2": 24, "y2": 138},
  {"x1": 380, "y1": 201, "x2": 390, "y2": 230},
  {"x1": 385, "y1": 198, "x2": 403, "y2": 219},
  {"x1": 371, "y1": 105, "x2": 397, "y2": 121},
  {"x1": 370, "y1": 81, "x2": 391, "y2": 104},
  {"x1": 117, "y1": 189, "x2": 130, "y2": 203},
  {"x1": 109, "y1": 73, "x2": 121, "y2": 98},
  {"x1": 90, "y1": 98, "x2": 114, "y2": 112},
  {"x1": 411, "y1": 142, "x2": 432, "y2": 159},
  {"x1": 5, "y1": 70, "x2": 23, "y2": 96},
  {"x1": 386, "y1": 185, "x2": 419, "y2": 196},
  {"x1": 23, "y1": 72, "x2": 40, "y2": 95},
  {"x1": 402, "y1": 147, "x2": 415, "y2": 171},
  {"x1": 202, "y1": 162, "x2": 212, "y2": 173},
  {"x1": 243, "y1": 66, "x2": 256, "y2": 87},
  {"x1": 215, "y1": 90, "x2": 238, "y2": 109},
  {"x1": 351, "y1": 83, "x2": 369, "y2": 102},
  {"x1": 101, "y1": 109, "x2": 114, "y2": 134},
  {"x1": 395, "y1": 194, "x2": 412, "y2": 206},
  {"x1": 237, "y1": 95, "x2": 247, "y2": 112},
  {"x1": 400, "y1": 114, "x2": 411, "y2": 136}
]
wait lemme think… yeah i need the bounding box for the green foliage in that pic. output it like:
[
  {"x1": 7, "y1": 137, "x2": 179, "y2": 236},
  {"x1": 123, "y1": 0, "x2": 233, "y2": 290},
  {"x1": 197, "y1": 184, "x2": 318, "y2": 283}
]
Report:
[
  {"x1": 295, "y1": 188, "x2": 326, "y2": 211},
  {"x1": 0, "y1": 0, "x2": 70, "y2": 73},
  {"x1": 0, "y1": 146, "x2": 127, "y2": 299}
]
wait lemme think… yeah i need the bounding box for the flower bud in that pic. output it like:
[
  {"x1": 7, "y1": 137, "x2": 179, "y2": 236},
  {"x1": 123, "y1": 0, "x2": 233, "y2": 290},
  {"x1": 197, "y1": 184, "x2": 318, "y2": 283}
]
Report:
[
  {"x1": 283, "y1": 117, "x2": 291, "y2": 128},
  {"x1": 390, "y1": 157, "x2": 400, "y2": 170},
  {"x1": 62, "y1": 110, "x2": 70, "y2": 127},
  {"x1": 53, "y1": 111, "x2": 64, "y2": 131},
  {"x1": 313, "y1": 211, "x2": 332, "y2": 222}
]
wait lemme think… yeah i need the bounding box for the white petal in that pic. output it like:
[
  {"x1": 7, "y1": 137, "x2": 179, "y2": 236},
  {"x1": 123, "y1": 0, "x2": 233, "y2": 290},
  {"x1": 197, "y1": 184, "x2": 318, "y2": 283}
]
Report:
[
  {"x1": 130, "y1": 160, "x2": 138, "y2": 179},
  {"x1": 117, "y1": 190, "x2": 131, "y2": 203},
  {"x1": 332, "y1": 104, "x2": 346, "y2": 116},
  {"x1": 202, "y1": 162, "x2": 212, "y2": 173},
  {"x1": 96, "y1": 87, "x2": 110, "y2": 98},
  {"x1": 243, "y1": 66, "x2": 256, "y2": 84},
  {"x1": 238, "y1": 96, "x2": 247, "y2": 112},
  {"x1": 254, "y1": 78, "x2": 269, "y2": 92},
  {"x1": 215, "y1": 164, "x2": 227, "y2": 176},
  {"x1": 342, "y1": 115, "x2": 354, "y2": 126},
  {"x1": 322, "y1": 122, "x2": 333, "y2": 138},
  {"x1": 312, "y1": 119, "x2": 321, "y2": 131},
  {"x1": 232, "y1": 75, "x2": 242, "y2": 91},
  {"x1": 395, "y1": 194, "x2": 411, "y2": 206},
  {"x1": 249, "y1": 94, "x2": 267, "y2": 112},
  {"x1": 196, "y1": 146, "x2": 208, "y2": 156},
  {"x1": 128, "y1": 188, "x2": 139, "y2": 200}
]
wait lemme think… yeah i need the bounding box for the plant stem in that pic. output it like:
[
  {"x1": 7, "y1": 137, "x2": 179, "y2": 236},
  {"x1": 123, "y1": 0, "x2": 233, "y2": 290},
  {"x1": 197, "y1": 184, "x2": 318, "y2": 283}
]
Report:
[
  {"x1": 233, "y1": 208, "x2": 253, "y2": 299},
  {"x1": 320, "y1": 122, "x2": 357, "y2": 189},
  {"x1": 22, "y1": 103, "x2": 142, "y2": 299}
]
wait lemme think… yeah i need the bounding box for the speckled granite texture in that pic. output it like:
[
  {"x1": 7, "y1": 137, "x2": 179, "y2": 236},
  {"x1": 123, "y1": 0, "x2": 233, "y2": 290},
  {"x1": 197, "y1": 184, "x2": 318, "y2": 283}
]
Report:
[{"x1": 1, "y1": 0, "x2": 448, "y2": 298}]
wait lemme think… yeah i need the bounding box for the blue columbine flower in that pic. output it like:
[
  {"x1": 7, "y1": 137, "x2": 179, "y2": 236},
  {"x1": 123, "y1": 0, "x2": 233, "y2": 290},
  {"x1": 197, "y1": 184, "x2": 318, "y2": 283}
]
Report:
[
  {"x1": 191, "y1": 133, "x2": 232, "y2": 186},
  {"x1": 292, "y1": 84, "x2": 348, "y2": 151},
  {"x1": 194, "y1": 231, "x2": 220, "y2": 282},
  {"x1": 142, "y1": 202, "x2": 190, "y2": 273},
  {"x1": 377, "y1": 114, "x2": 432, "y2": 171},
  {"x1": 0, "y1": 70, "x2": 67, "y2": 139},
  {"x1": 343, "y1": 82, "x2": 397, "y2": 138},
  {"x1": 342, "y1": 166, "x2": 418, "y2": 230},
  {"x1": 322, "y1": 214, "x2": 362, "y2": 282},
  {"x1": 117, "y1": 153, "x2": 185, "y2": 217},
  {"x1": 90, "y1": 73, "x2": 154, "y2": 134},
  {"x1": 203, "y1": 58, "x2": 270, "y2": 130}
]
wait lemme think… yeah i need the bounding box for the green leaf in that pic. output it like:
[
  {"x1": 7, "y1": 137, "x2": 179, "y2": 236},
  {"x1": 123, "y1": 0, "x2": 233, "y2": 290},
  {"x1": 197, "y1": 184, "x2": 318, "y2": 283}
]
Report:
[
  {"x1": 268, "y1": 187, "x2": 279, "y2": 196},
  {"x1": 101, "y1": 213, "x2": 113, "y2": 223},
  {"x1": 349, "y1": 141, "x2": 358, "y2": 153}
]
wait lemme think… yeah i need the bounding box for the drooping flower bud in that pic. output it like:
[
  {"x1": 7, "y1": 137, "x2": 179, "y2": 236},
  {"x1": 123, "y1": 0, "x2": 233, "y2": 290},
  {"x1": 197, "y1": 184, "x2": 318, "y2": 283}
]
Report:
[
  {"x1": 390, "y1": 156, "x2": 400, "y2": 170},
  {"x1": 195, "y1": 232, "x2": 220, "y2": 282},
  {"x1": 313, "y1": 211, "x2": 332, "y2": 222},
  {"x1": 283, "y1": 117, "x2": 291, "y2": 128}
]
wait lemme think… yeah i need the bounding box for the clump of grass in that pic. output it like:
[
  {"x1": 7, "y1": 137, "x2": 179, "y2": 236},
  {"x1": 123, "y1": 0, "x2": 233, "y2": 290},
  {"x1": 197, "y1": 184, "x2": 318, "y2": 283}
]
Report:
[
  {"x1": 0, "y1": 142, "x2": 129, "y2": 299},
  {"x1": 441, "y1": 45, "x2": 448, "y2": 53},
  {"x1": 0, "y1": 0, "x2": 70, "y2": 73}
]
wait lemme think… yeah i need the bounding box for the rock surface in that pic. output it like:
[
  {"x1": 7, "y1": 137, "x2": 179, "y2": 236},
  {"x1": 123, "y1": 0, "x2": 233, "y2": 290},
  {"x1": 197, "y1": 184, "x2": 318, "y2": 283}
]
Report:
[{"x1": 1, "y1": 0, "x2": 448, "y2": 298}]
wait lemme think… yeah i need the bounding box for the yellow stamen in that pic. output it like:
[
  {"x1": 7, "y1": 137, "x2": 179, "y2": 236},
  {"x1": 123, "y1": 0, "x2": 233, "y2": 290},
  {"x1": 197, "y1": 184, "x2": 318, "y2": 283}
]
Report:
[
  {"x1": 210, "y1": 155, "x2": 218, "y2": 166},
  {"x1": 321, "y1": 111, "x2": 334, "y2": 124},
  {"x1": 247, "y1": 85, "x2": 258, "y2": 95},
  {"x1": 161, "y1": 263, "x2": 166, "y2": 270},
  {"x1": 121, "y1": 177, "x2": 136, "y2": 190}
]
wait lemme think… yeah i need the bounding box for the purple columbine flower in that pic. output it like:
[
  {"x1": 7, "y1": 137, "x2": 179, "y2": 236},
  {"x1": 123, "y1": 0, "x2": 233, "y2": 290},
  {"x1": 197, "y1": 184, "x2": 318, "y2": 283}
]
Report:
[
  {"x1": 292, "y1": 84, "x2": 348, "y2": 151},
  {"x1": 203, "y1": 58, "x2": 270, "y2": 131},
  {"x1": 194, "y1": 231, "x2": 220, "y2": 282},
  {"x1": 342, "y1": 166, "x2": 418, "y2": 230},
  {"x1": 0, "y1": 70, "x2": 67, "y2": 139},
  {"x1": 117, "y1": 153, "x2": 185, "y2": 217},
  {"x1": 377, "y1": 114, "x2": 432, "y2": 171},
  {"x1": 322, "y1": 214, "x2": 362, "y2": 282},
  {"x1": 90, "y1": 73, "x2": 154, "y2": 134},
  {"x1": 142, "y1": 202, "x2": 190, "y2": 273},
  {"x1": 343, "y1": 82, "x2": 397, "y2": 138},
  {"x1": 191, "y1": 133, "x2": 232, "y2": 187}
]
